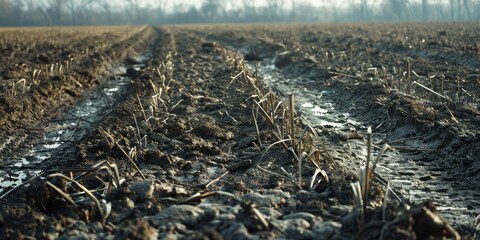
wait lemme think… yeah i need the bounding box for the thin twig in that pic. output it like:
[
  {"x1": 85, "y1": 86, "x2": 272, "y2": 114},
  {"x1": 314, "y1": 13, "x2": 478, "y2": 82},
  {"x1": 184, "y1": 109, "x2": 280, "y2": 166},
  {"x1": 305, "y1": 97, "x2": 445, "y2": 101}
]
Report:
[
  {"x1": 114, "y1": 141, "x2": 146, "y2": 180},
  {"x1": 205, "y1": 171, "x2": 229, "y2": 188}
]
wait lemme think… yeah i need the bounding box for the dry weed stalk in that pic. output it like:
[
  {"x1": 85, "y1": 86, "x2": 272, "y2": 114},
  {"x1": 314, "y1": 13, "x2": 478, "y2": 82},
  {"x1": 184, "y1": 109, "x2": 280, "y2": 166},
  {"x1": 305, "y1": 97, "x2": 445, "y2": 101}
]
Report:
[
  {"x1": 42, "y1": 160, "x2": 122, "y2": 225},
  {"x1": 220, "y1": 46, "x2": 328, "y2": 190},
  {"x1": 99, "y1": 128, "x2": 146, "y2": 180},
  {"x1": 351, "y1": 127, "x2": 391, "y2": 224}
]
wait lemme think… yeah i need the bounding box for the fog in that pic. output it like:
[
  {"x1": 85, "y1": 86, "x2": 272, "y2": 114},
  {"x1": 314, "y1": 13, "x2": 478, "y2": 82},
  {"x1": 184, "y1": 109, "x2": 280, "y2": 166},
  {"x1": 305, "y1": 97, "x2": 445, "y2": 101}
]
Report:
[{"x1": 0, "y1": 0, "x2": 478, "y2": 26}]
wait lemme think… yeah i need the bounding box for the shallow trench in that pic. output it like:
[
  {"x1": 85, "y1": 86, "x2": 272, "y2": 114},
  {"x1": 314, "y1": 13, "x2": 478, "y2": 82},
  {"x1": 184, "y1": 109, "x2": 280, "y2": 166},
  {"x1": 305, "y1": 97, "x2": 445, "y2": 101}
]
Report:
[
  {"x1": 0, "y1": 54, "x2": 151, "y2": 198},
  {"x1": 244, "y1": 58, "x2": 479, "y2": 227}
]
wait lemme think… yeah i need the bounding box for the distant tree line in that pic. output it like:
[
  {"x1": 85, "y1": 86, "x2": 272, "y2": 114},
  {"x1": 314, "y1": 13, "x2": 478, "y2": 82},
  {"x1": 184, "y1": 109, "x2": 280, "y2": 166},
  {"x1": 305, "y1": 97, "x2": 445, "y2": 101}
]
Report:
[{"x1": 0, "y1": 0, "x2": 479, "y2": 26}]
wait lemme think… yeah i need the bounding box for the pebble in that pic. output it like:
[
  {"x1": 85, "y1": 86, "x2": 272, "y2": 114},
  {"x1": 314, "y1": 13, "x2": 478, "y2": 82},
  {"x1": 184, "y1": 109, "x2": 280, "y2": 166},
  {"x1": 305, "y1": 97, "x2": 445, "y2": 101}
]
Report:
[
  {"x1": 312, "y1": 221, "x2": 342, "y2": 240},
  {"x1": 271, "y1": 218, "x2": 312, "y2": 240},
  {"x1": 237, "y1": 136, "x2": 257, "y2": 148},
  {"x1": 154, "y1": 205, "x2": 205, "y2": 227},
  {"x1": 283, "y1": 212, "x2": 318, "y2": 224},
  {"x1": 328, "y1": 205, "x2": 351, "y2": 216},
  {"x1": 220, "y1": 222, "x2": 257, "y2": 240},
  {"x1": 129, "y1": 181, "x2": 155, "y2": 201},
  {"x1": 242, "y1": 192, "x2": 286, "y2": 208},
  {"x1": 258, "y1": 207, "x2": 283, "y2": 219},
  {"x1": 114, "y1": 218, "x2": 158, "y2": 240}
]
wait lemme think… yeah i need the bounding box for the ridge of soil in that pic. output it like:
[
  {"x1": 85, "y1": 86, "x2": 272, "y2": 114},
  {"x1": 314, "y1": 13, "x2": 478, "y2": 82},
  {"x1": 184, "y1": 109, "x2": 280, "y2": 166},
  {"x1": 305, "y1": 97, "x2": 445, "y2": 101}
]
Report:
[
  {"x1": 0, "y1": 26, "x2": 155, "y2": 161},
  {"x1": 0, "y1": 24, "x2": 478, "y2": 239}
]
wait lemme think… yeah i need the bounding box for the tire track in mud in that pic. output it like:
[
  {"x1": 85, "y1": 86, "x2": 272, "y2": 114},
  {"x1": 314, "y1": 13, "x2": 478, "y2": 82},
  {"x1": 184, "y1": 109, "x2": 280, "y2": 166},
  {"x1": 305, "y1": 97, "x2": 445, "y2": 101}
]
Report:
[
  {"x1": 252, "y1": 65, "x2": 479, "y2": 227},
  {"x1": 0, "y1": 27, "x2": 158, "y2": 197},
  {"x1": 204, "y1": 36, "x2": 479, "y2": 227}
]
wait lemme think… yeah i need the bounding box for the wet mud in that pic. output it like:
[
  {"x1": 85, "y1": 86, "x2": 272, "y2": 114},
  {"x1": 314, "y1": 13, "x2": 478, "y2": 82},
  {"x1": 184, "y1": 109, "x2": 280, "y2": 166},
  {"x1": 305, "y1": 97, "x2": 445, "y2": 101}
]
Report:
[{"x1": 0, "y1": 24, "x2": 479, "y2": 239}]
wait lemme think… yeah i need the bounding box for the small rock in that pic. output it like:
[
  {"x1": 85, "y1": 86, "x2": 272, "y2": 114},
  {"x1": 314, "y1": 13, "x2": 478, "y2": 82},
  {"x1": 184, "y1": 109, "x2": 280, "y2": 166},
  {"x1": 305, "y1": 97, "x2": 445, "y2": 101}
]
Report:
[
  {"x1": 284, "y1": 212, "x2": 318, "y2": 224},
  {"x1": 341, "y1": 213, "x2": 357, "y2": 232},
  {"x1": 213, "y1": 213, "x2": 236, "y2": 222},
  {"x1": 312, "y1": 221, "x2": 342, "y2": 240},
  {"x1": 328, "y1": 205, "x2": 351, "y2": 216},
  {"x1": 271, "y1": 218, "x2": 312, "y2": 240},
  {"x1": 148, "y1": 133, "x2": 170, "y2": 143},
  {"x1": 419, "y1": 175, "x2": 433, "y2": 181},
  {"x1": 220, "y1": 223, "x2": 256, "y2": 240},
  {"x1": 258, "y1": 207, "x2": 283, "y2": 219},
  {"x1": 237, "y1": 136, "x2": 257, "y2": 148},
  {"x1": 144, "y1": 150, "x2": 173, "y2": 168},
  {"x1": 114, "y1": 218, "x2": 158, "y2": 240},
  {"x1": 194, "y1": 122, "x2": 234, "y2": 140},
  {"x1": 202, "y1": 42, "x2": 216, "y2": 51},
  {"x1": 154, "y1": 205, "x2": 205, "y2": 227},
  {"x1": 227, "y1": 159, "x2": 252, "y2": 171},
  {"x1": 242, "y1": 192, "x2": 286, "y2": 208},
  {"x1": 129, "y1": 181, "x2": 155, "y2": 202}
]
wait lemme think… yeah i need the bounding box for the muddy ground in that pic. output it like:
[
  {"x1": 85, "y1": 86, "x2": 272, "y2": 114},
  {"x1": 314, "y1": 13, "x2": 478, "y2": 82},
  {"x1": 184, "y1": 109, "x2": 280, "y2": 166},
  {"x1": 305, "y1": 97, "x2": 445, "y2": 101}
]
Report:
[{"x1": 0, "y1": 23, "x2": 479, "y2": 239}]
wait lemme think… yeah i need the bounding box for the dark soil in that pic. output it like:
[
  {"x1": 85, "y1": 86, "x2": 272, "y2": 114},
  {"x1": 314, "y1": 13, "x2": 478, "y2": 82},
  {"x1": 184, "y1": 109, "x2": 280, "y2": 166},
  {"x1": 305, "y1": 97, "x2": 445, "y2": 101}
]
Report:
[{"x1": 0, "y1": 23, "x2": 479, "y2": 239}]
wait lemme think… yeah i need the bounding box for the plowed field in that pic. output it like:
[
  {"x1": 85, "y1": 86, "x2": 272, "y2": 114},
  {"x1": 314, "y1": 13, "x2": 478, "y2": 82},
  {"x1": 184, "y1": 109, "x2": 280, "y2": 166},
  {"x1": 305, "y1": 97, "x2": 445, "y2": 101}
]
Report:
[{"x1": 0, "y1": 23, "x2": 479, "y2": 239}]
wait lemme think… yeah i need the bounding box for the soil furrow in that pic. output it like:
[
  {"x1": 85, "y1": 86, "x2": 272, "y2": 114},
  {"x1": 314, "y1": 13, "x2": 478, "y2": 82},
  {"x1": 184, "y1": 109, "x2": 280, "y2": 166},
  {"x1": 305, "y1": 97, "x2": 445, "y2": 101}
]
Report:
[{"x1": 0, "y1": 24, "x2": 478, "y2": 239}]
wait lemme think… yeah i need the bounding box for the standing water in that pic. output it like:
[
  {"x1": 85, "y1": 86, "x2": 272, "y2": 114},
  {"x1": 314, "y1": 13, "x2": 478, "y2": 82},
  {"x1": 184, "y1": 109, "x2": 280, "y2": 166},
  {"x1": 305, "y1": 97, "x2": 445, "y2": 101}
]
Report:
[
  {"x1": 246, "y1": 60, "x2": 479, "y2": 227},
  {"x1": 0, "y1": 54, "x2": 150, "y2": 197}
]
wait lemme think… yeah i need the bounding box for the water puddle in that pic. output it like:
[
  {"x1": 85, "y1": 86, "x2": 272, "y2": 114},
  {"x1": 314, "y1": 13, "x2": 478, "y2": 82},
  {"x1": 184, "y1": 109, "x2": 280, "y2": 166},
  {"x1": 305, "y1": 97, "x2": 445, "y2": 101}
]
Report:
[
  {"x1": 0, "y1": 54, "x2": 151, "y2": 196},
  {"x1": 246, "y1": 60, "x2": 478, "y2": 227}
]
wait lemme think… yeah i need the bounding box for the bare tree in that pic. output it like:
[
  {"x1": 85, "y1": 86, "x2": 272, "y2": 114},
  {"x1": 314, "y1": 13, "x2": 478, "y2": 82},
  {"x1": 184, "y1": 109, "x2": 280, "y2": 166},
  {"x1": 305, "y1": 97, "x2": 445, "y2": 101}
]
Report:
[
  {"x1": 383, "y1": 0, "x2": 410, "y2": 20},
  {"x1": 241, "y1": 0, "x2": 257, "y2": 19},
  {"x1": 463, "y1": 0, "x2": 472, "y2": 20},
  {"x1": 422, "y1": 0, "x2": 429, "y2": 20},
  {"x1": 266, "y1": 0, "x2": 285, "y2": 20},
  {"x1": 152, "y1": 0, "x2": 166, "y2": 22},
  {"x1": 326, "y1": 0, "x2": 340, "y2": 21},
  {"x1": 96, "y1": 0, "x2": 113, "y2": 25},
  {"x1": 0, "y1": 0, "x2": 11, "y2": 25},
  {"x1": 361, "y1": 0, "x2": 368, "y2": 20},
  {"x1": 65, "y1": 0, "x2": 94, "y2": 25},
  {"x1": 201, "y1": 0, "x2": 222, "y2": 20},
  {"x1": 46, "y1": 0, "x2": 65, "y2": 25},
  {"x1": 126, "y1": 0, "x2": 144, "y2": 23}
]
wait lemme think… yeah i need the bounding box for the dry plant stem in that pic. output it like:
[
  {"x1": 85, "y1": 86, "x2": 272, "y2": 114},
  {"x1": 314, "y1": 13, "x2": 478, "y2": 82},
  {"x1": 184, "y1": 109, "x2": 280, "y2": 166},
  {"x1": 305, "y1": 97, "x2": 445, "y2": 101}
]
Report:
[
  {"x1": 411, "y1": 81, "x2": 452, "y2": 103},
  {"x1": 136, "y1": 94, "x2": 149, "y2": 127},
  {"x1": 225, "y1": 111, "x2": 238, "y2": 123},
  {"x1": 350, "y1": 181, "x2": 364, "y2": 220},
  {"x1": 222, "y1": 70, "x2": 245, "y2": 100},
  {"x1": 205, "y1": 171, "x2": 229, "y2": 188},
  {"x1": 281, "y1": 167, "x2": 301, "y2": 188},
  {"x1": 371, "y1": 144, "x2": 390, "y2": 174},
  {"x1": 114, "y1": 141, "x2": 147, "y2": 180},
  {"x1": 45, "y1": 182, "x2": 76, "y2": 205},
  {"x1": 132, "y1": 114, "x2": 142, "y2": 146},
  {"x1": 254, "y1": 100, "x2": 274, "y2": 127},
  {"x1": 379, "y1": 218, "x2": 403, "y2": 240},
  {"x1": 445, "y1": 222, "x2": 461, "y2": 240},
  {"x1": 373, "y1": 176, "x2": 401, "y2": 202},
  {"x1": 256, "y1": 139, "x2": 292, "y2": 164},
  {"x1": 252, "y1": 105, "x2": 262, "y2": 148},
  {"x1": 407, "y1": 61, "x2": 411, "y2": 94},
  {"x1": 310, "y1": 168, "x2": 328, "y2": 190},
  {"x1": 47, "y1": 173, "x2": 107, "y2": 223},
  {"x1": 441, "y1": 75, "x2": 445, "y2": 97},
  {"x1": 250, "y1": 205, "x2": 270, "y2": 229},
  {"x1": 289, "y1": 94, "x2": 295, "y2": 153},
  {"x1": 257, "y1": 166, "x2": 291, "y2": 182},
  {"x1": 363, "y1": 127, "x2": 372, "y2": 222},
  {"x1": 67, "y1": 160, "x2": 122, "y2": 187},
  {"x1": 288, "y1": 148, "x2": 304, "y2": 188},
  {"x1": 457, "y1": 77, "x2": 461, "y2": 103},
  {"x1": 382, "y1": 180, "x2": 390, "y2": 221}
]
